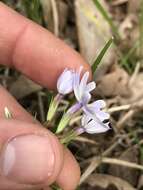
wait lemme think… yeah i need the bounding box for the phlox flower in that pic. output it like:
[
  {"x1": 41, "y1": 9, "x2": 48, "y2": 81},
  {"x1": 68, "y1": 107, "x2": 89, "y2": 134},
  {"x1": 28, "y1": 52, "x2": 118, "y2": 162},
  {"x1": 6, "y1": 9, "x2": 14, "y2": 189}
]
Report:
[
  {"x1": 47, "y1": 68, "x2": 75, "y2": 121},
  {"x1": 80, "y1": 113, "x2": 110, "y2": 134},
  {"x1": 73, "y1": 67, "x2": 96, "y2": 105},
  {"x1": 83, "y1": 100, "x2": 110, "y2": 122},
  {"x1": 77, "y1": 100, "x2": 111, "y2": 134},
  {"x1": 57, "y1": 68, "x2": 75, "y2": 95},
  {"x1": 56, "y1": 67, "x2": 111, "y2": 136}
]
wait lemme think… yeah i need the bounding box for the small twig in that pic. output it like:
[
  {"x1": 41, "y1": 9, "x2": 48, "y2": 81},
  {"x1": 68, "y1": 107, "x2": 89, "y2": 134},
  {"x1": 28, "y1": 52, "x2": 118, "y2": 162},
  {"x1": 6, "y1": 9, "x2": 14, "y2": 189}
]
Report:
[
  {"x1": 75, "y1": 136, "x2": 97, "y2": 144},
  {"x1": 117, "y1": 109, "x2": 134, "y2": 129},
  {"x1": 80, "y1": 156, "x2": 143, "y2": 184},
  {"x1": 69, "y1": 115, "x2": 82, "y2": 126},
  {"x1": 57, "y1": 100, "x2": 69, "y2": 112},
  {"x1": 102, "y1": 157, "x2": 143, "y2": 170},
  {"x1": 80, "y1": 130, "x2": 140, "y2": 184},
  {"x1": 50, "y1": 0, "x2": 59, "y2": 36},
  {"x1": 107, "y1": 98, "x2": 142, "y2": 114},
  {"x1": 79, "y1": 157, "x2": 101, "y2": 185},
  {"x1": 102, "y1": 140, "x2": 119, "y2": 156},
  {"x1": 81, "y1": 134, "x2": 128, "y2": 165},
  {"x1": 108, "y1": 97, "x2": 143, "y2": 130},
  {"x1": 111, "y1": 0, "x2": 128, "y2": 6},
  {"x1": 107, "y1": 104, "x2": 131, "y2": 113}
]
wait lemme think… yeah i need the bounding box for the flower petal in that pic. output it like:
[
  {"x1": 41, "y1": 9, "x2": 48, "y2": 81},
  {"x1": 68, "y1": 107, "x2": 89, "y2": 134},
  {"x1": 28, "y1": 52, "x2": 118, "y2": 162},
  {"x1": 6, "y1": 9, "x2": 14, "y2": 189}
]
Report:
[
  {"x1": 57, "y1": 69, "x2": 74, "y2": 94},
  {"x1": 83, "y1": 104, "x2": 110, "y2": 124},
  {"x1": 85, "y1": 100, "x2": 109, "y2": 121},
  {"x1": 73, "y1": 72, "x2": 80, "y2": 101},
  {"x1": 58, "y1": 80, "x2": 72, "y2": 94},
  {"x1": 82, "y1": 92, "x2": 91, "y2": 105},
  {"x1": 73, "y1": 67, "x2": 94, "y2": 105},
  {"x1": 57, "y1": 69, "x2": 67, "y2": 88},
  {"x1": 81, "y1": 114, "x2": 110, "y2": 134},
  {"x1": 85, "y1": 120, "x2": 110, "y2": 134},
  {"x1": 86, "y1": 81, "x2": 96, "y2": 92},
  {"x1": 89, "y1": 100, "x2": 106, "y2": 110},
  {"x1": 96, "y1": 111, "x2": 110, "y2": 121},
  {"x1": 73, "y1": 67, "x2": 83, "y2": 101},
  {"x1": 79, "y1": 71, "x2": 89, "y2": 95}
]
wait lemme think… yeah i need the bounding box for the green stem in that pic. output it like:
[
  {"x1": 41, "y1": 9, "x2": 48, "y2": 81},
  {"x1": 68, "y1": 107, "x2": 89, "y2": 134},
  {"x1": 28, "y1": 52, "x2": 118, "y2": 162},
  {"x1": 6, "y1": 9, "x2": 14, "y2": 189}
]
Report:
[{"x1": 60, "y1": 131, "x2": 78, "y2": 144}]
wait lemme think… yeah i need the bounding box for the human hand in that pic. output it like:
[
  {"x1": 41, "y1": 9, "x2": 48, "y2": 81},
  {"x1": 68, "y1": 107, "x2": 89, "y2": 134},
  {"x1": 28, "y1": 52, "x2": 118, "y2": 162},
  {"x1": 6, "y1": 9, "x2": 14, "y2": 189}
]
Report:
[{"x1": 0, "y1": 3, "x2": 91, "y2": 190}]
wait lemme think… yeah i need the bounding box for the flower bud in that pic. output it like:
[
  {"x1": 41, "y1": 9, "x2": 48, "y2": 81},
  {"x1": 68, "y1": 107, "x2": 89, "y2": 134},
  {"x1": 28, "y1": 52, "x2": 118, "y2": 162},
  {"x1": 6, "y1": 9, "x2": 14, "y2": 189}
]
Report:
[{"x1": 57, "y1": 68, "x2": 74, "y2": 95}]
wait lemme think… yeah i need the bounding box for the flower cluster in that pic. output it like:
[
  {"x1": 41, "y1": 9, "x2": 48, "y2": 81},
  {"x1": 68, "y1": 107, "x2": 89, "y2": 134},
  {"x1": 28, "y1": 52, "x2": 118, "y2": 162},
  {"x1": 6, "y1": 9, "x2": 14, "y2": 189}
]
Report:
[{"x1": 47, "y1": 67, "x2": 111, "y2": 136}]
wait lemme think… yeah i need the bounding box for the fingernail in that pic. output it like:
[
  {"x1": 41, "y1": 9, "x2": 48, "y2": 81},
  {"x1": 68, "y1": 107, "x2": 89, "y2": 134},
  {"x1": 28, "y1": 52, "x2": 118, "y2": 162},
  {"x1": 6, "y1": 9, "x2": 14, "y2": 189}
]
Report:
[{"x1": 0, "y1": 134, "x2": 55, "y2": 185}]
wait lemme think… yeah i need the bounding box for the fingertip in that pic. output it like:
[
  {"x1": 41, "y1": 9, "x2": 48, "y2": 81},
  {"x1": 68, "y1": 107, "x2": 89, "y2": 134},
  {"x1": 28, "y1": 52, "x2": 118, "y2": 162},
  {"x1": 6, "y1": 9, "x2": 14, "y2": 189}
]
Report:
[
  {"x1": 13, "y1": 21, "x2": 92, "y2": 89},
  {"x1": 0, "y1": 120, "x2": 64, "y2": 186},
  {"x1": 56, "y1": 148, "x2": 80, "y2": 190},
  {"x1": 0, "y1": 2, "x2": 92, "y2": 89},
  {"x1": 0, "y1": 119, "x2": 81, "y2": 190}
]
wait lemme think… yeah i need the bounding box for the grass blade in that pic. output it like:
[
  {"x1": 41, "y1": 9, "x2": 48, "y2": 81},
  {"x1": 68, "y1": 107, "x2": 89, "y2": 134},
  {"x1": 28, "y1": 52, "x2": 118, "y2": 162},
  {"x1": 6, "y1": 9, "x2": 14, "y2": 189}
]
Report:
[
  {"x1": 92, "y1": 37, "x2": 113, "y2": 75},
  {"x1": 120, "y1": 40, "x2": 139, "y2": 73},
  {"x1": 92, "y1": 0, "x2": 120, "y2": 39}
]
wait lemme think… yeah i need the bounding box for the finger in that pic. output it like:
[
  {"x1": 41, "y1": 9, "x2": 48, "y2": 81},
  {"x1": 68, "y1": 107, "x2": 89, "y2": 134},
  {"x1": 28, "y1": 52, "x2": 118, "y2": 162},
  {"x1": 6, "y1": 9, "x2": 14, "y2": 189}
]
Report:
[
  {"x1": 0, "y1": 119, "x2": 63, "y2": 189},
  {"x1": 0, "y1": 86, "x2": 80, "y2": 190},
  {"x1": 56, "y1": 148, "x2": 80, "y2": 190},
  {"x1": 0, "y1": 3, "x2": 91, "y2": 90}
]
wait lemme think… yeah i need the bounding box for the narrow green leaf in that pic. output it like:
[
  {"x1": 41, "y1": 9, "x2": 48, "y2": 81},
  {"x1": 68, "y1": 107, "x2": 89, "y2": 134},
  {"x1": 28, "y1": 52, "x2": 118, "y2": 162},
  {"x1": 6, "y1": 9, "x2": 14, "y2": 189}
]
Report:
[
  {"x1": 92, "y1": 37, "x2": 113, "y2": 75},
  {"x1": 56, "y1": 113, "x2": 71, "y2": 134},
  {"x1": 92, "y1": 0, "x2": 120, "y2": 39},
  {"x1": 120, "y1": 40, "x2": 139, "y2": 73}
]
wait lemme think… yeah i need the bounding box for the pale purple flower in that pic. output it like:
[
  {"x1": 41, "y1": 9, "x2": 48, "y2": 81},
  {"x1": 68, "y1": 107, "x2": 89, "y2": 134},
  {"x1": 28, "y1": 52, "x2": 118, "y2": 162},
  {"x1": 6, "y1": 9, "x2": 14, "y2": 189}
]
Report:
[
  {"x1": 73, "y1": 67, "x2": 96, "y2": 105},
  {"x1": 60, "y1": 67, "x2": 96, "y2": 117},
  {"x1": 56, "y1": 67, "x2": 111, "y2": 135},
  {"x1": 57, "y1": 68, "x2": 75, "y2": 95},
  {"x1": 48, "y1": 68, "x2": 74, "y2": 121},
  {"x1": 76, "y1": 100, "x2": 111, "y2": 134},
  {"x1": 80, "y1": 114, "x2": 110, "y2": 134},
  {"x1": 83, "y1": 100, "x2": 110, "y2": 121}
]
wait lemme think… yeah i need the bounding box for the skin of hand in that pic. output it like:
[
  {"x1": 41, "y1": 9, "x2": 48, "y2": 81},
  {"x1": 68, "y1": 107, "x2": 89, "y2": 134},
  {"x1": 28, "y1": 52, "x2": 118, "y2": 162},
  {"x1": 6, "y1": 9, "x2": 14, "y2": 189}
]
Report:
[{"x1": 0, "y1": 2, "x2": 91, "y2": 190}]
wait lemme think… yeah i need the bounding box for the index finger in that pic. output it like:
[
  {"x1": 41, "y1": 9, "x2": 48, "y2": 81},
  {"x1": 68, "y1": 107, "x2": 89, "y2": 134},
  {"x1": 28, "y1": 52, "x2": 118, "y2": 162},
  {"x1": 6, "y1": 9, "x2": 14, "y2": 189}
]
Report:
[{"x1": 0, "y1": 2, "x2": 91, "y2": 89}]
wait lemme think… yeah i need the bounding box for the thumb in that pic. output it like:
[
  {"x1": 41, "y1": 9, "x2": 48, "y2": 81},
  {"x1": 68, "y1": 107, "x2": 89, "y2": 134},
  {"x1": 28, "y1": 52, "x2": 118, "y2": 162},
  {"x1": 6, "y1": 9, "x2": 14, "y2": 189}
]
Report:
[{"x1": 0, "y1": 119, "x2": 63, "y2": 189}]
